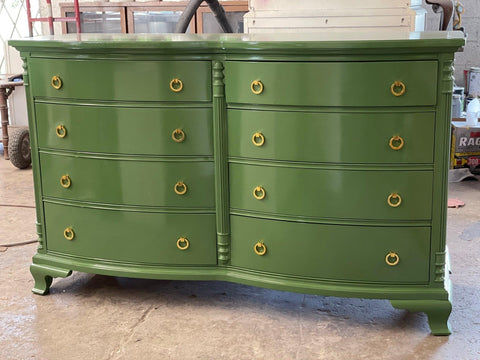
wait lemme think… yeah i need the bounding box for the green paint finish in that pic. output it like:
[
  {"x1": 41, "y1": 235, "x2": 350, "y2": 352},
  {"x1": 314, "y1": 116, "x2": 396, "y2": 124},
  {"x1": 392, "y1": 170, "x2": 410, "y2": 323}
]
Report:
[
  {"x1": 231, "y1": 216, "x2": 430, "y2": 283},
  {"x1": 30, "y1": 58, "x2": 212, "y2": 102},
  {"x1": 44, "y1": 202, "x2": 217, "y2": 265},
  {"x1": 229, "y1": 163, "x2": 433, "y2": 221},
  {"x1": 391, "y1": 300, "x2": 452, "y2": 336},
  {"x1": 225, "y1": 61, "x2": 437, "y2": 107},
  {"x1": 36, "y1": 103, "x2": 213, "y2": 156},
  {"x1": 30, "y1": 263, "x2": 72, "y2": 295},
  {"x1": 212, "y1": 61, "x2": 231, "y2": 264},
  {"x1": 10, "y1": 32, "x2": 465, "y2": 335},
  {"x1": 228, "y1": 110, "x2": 435, "y2": 164},
  {"x1": 9, "y1": 32, "x2": 465, "y2": 55},
  {"x1": 40, "y1": 152, "x2": 215, "y2": 208}
]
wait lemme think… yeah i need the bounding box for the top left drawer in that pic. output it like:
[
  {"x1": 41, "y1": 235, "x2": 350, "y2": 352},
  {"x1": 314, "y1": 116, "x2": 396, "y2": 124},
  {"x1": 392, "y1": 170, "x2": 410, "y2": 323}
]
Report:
[{"x1": 29, "y1": 58, "x2": 212, "y2": 102}]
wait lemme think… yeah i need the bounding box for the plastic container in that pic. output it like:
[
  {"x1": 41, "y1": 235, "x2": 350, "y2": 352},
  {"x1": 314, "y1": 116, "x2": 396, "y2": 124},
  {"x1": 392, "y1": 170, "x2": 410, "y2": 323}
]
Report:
[
  {"x1": 452, "y1": 94, "x2": 462, "y2": 118},
  {"x1": 466, "y1": 97, "x2": 480, "y2": 126}
]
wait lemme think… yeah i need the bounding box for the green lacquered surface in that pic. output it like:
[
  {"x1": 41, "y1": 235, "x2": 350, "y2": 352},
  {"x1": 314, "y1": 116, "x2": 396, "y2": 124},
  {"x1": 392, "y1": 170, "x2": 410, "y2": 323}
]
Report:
[
  {"x1": 44, "y1": 202, "x2": 217, "y2": 264},
  {"x1": 10, "y1": 33, "x2": 464, "y2": 335},
  {"x1": 9, "y1": 32, "x2": 465, "y2": 54},
  {"x1": 30, "y1": 263, "x2": 71, "y2": 295},
  {"x1": 228, "y1": 110, "x2": 435, "y2": 164},
  {"x1": 40, "y1": 152, "x2": 214, "y2": 208},
  {"x1": 225, "y1": 61, "x2": 437, "y2": 107},
  {"x1": 36, "y1": 103, "x2": 213, "y2": 156},
  {"x1": 30, "y1": 58, "x2": 212, "y2": 102},
  {"x1": 391, "y1": 300, "x2": 452, "y2": 336},
  {"x1": 229, "y1": 163, "x2": 433, "y2": 221},
  {"x1": 230, "y1": 216, "x2": 430, "y2": 283}
]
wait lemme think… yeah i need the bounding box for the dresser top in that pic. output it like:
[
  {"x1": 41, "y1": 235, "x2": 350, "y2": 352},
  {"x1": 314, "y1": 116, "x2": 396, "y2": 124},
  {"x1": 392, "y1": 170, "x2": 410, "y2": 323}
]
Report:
[{"x1": 10, "y1": 31, "x2": 464, "y2": 54}]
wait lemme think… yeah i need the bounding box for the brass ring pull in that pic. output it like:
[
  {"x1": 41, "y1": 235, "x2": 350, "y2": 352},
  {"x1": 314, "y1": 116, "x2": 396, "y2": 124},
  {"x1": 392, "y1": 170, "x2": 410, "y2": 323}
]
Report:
[
  {"x1": 391, "y1": 81, "x2": 406, "y2": 97},
  {"x1": 385, "y1": 252, "x2": 400, "y2": 266},
  {"x1": 253, "y1": 186, "x2": 266, "y2": 200},
  {"x1": 254, "y1": 241, "x2": 267, "y2": 256},
  {"x1": 170, "y1": 78, "x2": 183, "y2": 92},
  {"x1": 177, "y1": 237, "x2": 190, "y2": 250},
  {"x1": 174, "y1": 181, "x2": 188, "y2": 195},
  {"x1": 56, "y1": 125, "x2": 67, "y2": 138},
  {"x1": 60, "y1": 175, "x2": 71, "y2": 189},
  {"x1": 251, "y1": 80, "x2": 264, "y2": 95},
  {"x1": 389, "y1": 135, "x2": 404, "y2": 151},
  {"x1": 51, "y1": 75, "x2": 62, "y2": 90},
  {"x1": 387, "y1": 193, "x2": 402, "y2": 208},
  {"x1": 64, "y1": 227, "x2": 75, "y2": 241},
  {"x1": 172, "y1": 129, "x2": 186, "y2": 143},
  {"x1": 252, "y1": 132, "x2": 265, "y2": 147}
]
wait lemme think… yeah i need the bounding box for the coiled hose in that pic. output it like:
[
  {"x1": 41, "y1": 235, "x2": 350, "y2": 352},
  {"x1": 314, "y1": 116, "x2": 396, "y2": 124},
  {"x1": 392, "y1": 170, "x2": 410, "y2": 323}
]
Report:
[{"x1": 175, "y1": 0, "x2": 233, "y2": 33}]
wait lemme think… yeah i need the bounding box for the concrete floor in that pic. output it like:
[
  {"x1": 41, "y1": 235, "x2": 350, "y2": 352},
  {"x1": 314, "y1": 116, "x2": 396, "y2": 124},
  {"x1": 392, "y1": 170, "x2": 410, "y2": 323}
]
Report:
[{"x1": 1, "y1": 157, "x2": 479, "y2": 360}]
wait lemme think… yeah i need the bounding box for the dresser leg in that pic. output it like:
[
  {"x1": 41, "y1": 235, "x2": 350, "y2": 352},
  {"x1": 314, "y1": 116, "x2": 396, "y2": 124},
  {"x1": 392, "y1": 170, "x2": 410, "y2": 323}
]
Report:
[
  {"x1": 30, "y1": 263, "x2": 72, "y2": 295},
  {"x1": 390, "y1": 299, "x2": 452, "y2": 336}
]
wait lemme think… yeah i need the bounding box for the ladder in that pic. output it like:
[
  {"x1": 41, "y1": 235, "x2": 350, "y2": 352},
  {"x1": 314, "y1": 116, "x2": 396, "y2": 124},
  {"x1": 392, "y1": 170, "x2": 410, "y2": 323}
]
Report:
[{"x1": 25, "y1": 0, "x2": 81, "y2": 36}]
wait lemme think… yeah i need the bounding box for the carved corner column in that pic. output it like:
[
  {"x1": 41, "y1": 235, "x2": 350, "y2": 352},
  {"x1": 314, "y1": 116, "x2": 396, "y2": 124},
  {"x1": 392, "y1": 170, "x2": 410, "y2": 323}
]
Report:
[
  {"x1": 213, "y1": 61, "x2": 230, "y2": 265},
  {"x1": 20, "y1": 55, "x2": 45, "y2": 253}
]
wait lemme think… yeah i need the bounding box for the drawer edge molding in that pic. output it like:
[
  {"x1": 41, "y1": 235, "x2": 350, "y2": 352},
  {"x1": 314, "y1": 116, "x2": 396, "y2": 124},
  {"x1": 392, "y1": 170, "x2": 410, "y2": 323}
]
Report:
[
  {"x1": 229, "y1": 209, "x2": 432, "y2": 227},
  {"x1": 228, "y1": 157, "x2": 435, "y2": 171},
  {"x1": 43, "y1": 197, "x2": 216, "y2": 214},
  {"x1": 31, "y1": 253, "x2": 446, "y2": 300},
  {"x1": 39, "y1": 149, "x2": 214, "y2": 162},
  {"x1": 34, "y1": 98, "x2": 215, "y2": 108}
]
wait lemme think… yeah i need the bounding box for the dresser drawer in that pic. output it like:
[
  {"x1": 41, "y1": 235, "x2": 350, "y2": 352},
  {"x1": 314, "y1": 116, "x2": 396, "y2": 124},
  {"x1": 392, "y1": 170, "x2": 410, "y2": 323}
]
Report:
[
  {"x1": 225, "y1": 61, "x2": 437, "y2": 107},
  {"x1": 231, "y1": 216, "x2": 430, "y2": 283},
  {"x1": 229, "y1": 163, "x2": 433, "y2": 221},
  {"x1": 228, "y1": 110, "x2": 435, "y2": 164},
  {"x1": 44, "y1": 202, "x2": 216, "y2": 265},
  {"x1": 36, "y1": 103, "x2": 213, "y2": 156},
  {"x1": 29, "y1": 58, "x2": 211, "y2": 102},
  {"x1": 40, "y1": 153, "x2": 214, "y2": 208}
]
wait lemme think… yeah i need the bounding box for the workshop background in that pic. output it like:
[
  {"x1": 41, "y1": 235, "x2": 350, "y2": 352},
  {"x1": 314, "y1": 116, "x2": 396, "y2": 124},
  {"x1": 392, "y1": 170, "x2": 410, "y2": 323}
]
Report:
[{"x1": 1, "y1": 1, "x2": 479, "y2": 359}]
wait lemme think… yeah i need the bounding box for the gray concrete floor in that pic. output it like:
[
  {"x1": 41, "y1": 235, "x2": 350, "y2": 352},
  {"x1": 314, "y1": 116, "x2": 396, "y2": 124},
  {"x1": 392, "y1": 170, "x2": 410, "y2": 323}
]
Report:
[{"x1": 0, "y1": 158, "x2": 479, "y2": 360}]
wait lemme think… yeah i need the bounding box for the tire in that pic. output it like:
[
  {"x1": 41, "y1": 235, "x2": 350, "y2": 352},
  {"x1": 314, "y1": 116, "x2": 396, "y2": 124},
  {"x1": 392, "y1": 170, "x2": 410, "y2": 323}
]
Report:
[{"x1": 8, "y1": 127, "x2": 31, "y2": 169}]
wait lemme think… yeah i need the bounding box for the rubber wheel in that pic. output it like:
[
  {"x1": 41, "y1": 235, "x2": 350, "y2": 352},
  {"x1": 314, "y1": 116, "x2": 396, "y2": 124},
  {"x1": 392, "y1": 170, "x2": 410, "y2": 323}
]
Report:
[{"x1": 8, "y1": 127, "x2": 31, "y2": 169}]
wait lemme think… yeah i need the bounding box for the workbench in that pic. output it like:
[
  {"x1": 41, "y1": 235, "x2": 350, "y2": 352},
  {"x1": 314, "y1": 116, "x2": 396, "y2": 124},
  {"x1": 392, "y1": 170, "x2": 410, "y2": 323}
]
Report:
[{"x1": 0, "y1": 76, "x2": 24, "y2": 160}]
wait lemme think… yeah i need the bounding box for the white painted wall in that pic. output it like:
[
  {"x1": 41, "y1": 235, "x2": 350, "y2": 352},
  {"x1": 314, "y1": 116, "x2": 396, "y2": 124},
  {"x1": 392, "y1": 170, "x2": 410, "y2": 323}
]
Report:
[{"x1": 5, "y1": 46, "x2": 28, "y2": 128}]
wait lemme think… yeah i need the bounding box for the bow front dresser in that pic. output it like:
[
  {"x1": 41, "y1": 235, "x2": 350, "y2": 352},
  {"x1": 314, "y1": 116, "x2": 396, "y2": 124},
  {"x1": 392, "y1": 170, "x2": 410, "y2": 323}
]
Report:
[{"x1": 10, "y1": 32, "x2": 464, "y2": 335}]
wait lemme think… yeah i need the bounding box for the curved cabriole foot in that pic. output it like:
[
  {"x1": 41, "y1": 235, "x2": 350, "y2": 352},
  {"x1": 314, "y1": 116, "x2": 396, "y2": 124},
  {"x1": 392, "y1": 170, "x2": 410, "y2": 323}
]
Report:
[
  {"x1": 30, "y1": 263, "x2": 72, "y2": 295},
  {"x1": 390, "y1": 299, "x2": 452, "y2": 336}
]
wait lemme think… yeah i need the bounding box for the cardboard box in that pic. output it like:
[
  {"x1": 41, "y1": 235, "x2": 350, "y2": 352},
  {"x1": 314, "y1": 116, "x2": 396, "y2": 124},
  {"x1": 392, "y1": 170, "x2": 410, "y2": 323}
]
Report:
[{"x1": 451, "y1": 120, "x2": 480, "y2": 172}]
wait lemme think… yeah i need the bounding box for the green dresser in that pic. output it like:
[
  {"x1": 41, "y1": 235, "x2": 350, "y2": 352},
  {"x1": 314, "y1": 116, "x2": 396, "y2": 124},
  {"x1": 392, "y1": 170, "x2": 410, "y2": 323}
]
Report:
[{"x1": 10, "y1": 32, "x2": 464, "y2": 335}]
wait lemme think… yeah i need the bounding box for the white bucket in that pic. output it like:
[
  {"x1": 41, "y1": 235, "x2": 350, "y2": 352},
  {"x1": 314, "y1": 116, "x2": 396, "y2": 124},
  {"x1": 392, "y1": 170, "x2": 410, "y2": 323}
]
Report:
[{"x1": 468, "y1": 67, "x2": 480, "y2": 97}]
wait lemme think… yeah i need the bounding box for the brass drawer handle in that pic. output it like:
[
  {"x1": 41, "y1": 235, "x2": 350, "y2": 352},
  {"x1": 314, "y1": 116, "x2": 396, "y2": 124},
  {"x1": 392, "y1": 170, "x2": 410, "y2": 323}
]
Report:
[
  {"x1": 389, "y1": 135, "x2": 404, "y2": 150},
  {"x1": 172, "y1": 129, "x2": 186, "y2": 143},
  {"x1": 253, "y1": 186, "x2": 266, "y2": 200},
  {"x1": 385, "y1": 252, "x2": 400, "y2": 266},
  {"x1": 252, "y1": 132, "x2": 265, "y2": 147},
  {"x1": 177, "y1": 237, "x2": 190, "y2": 250},
  {"x1": 60, "y1": 175, "x2": 71, "y2": 188},
  {"x1": 51, "y1": 75, "x2": 63, "y2": 90},
  {"x1": 56, "y1": 125, "x2": 67, "y2": 138},
  {"x1": 170, "y1": 78, "x2": 183, "y2": 92},
  {"x1": 251, "y1": 80, "x2": 264, "y2": 95},
  {"x1": 64, "y1": 227, "x2": 75, "y2": 241},
  {"x1": 391, "y1": 81, "x2": 406, "y2": 97},
  {"x1": 254, "y1": 241, "x2": 267, "y2": 256},
  {"x1": 387, "y1": 193, "x2": 402, "y2": 208},
  {"x1": 174, "y1": 181, "x2": 188, "y2": 195}
]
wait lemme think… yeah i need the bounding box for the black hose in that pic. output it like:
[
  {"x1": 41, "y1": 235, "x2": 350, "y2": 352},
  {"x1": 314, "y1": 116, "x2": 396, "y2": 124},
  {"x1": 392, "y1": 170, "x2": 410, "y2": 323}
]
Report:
[
  {"x1": 205, "y1": 0, "x2": 233, "y2": 33},
  {"x1": 0, "y1": 239, "x2": 38, "y2": 248},
  {"x1": 175, "y1": 0, "x2": 233, "y2": 33}
]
